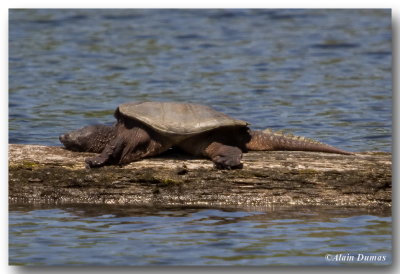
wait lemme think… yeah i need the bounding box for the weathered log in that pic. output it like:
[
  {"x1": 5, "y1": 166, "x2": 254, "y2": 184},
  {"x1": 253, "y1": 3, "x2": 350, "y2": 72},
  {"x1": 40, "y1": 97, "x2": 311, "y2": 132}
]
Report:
[{"x1": 9, "y1": 144, "x2": 391, "y2": 208}]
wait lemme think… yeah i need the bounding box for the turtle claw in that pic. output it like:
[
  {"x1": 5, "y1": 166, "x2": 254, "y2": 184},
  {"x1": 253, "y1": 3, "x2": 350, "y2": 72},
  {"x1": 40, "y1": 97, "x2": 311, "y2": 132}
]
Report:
[
  {"x1": 214, "y1": 162, "x2": 243, "y2": 170},
  {"x1": 85, "y1": 157, "x2": 106, "y2": 169},
  {"x1": 212, "y1": 155, "x2": 243, "y2": 170}
]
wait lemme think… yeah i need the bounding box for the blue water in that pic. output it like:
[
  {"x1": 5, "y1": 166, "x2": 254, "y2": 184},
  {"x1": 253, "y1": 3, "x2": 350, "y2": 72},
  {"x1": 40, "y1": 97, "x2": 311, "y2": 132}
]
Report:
[
  {"x1": 9, "y1": 9, "x2": 391, "y2": 151},
  {"x1": 9, "y1": 205, "x2": 392, "y2": 266},
  {"x1": 8, "y1": 9, "x2": 392, "y2": 266}
]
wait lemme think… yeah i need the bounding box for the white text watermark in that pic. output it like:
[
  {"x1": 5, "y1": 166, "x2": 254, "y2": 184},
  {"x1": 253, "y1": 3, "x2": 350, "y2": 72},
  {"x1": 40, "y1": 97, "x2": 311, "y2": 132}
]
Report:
[{"x1": 325, "y1": 253, "x2": 387, "y2": 263}]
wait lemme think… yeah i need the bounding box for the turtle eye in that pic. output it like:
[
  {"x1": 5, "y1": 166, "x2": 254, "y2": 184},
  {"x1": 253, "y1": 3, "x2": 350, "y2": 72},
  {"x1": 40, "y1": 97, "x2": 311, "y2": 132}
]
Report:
[{"x1": 59, "y1": 133, "x2": 68, "y2": 144}]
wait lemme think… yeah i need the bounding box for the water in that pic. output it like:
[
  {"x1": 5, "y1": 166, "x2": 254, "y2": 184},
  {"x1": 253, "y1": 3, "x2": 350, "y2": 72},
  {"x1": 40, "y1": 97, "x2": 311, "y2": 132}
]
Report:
[
  {"x1": 9, "y1": 205, "x2": 392, "y2": 266},
  {"x1": 8, "y1": 9, "x2": 392, "y2": 266},
  {"x1": 9, "y1": 9, "x2": 391, "y2": 151}
]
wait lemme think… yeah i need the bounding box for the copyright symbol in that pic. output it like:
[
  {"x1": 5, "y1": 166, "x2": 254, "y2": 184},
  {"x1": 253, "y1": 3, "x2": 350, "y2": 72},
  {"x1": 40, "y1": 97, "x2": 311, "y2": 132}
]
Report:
[{"x1": 325, "y1": 254, "x2": 332, "y2": 261}]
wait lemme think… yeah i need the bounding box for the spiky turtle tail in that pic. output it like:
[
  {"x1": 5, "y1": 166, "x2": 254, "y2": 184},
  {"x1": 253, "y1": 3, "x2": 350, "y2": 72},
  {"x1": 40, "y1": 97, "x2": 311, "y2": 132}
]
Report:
[{"x1": 246, "y1": 129, "x2": 354, "y2": 155}]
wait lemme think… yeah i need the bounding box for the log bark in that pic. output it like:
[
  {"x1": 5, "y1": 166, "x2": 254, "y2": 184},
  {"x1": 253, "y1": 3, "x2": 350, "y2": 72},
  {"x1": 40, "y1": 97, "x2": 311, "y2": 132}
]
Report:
[{"x1": 9, "y1": 144, "x2": 391, "y2": 208}]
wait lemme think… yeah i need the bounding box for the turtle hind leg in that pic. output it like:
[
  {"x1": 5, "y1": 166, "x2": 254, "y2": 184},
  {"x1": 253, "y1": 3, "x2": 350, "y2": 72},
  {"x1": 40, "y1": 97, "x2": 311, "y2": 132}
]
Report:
[
  {"x1": 206, "y1": 142, "x2": 243, "y2": 169},
  {"x1": 178, "y1": 128, "x2": 246, "y2": 169},
  {"x1": 179, "y1": 137, "x2": 243, "y2": 169}
]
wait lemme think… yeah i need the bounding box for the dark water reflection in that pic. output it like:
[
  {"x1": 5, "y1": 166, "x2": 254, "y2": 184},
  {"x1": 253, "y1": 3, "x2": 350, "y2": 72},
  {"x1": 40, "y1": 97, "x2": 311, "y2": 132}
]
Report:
[
  {"x1": 9, "y1": 9, "x2": 391, "y2": 151},
  {"x1": 9, "y1": 205, "x2": 391, "y2": 266}
]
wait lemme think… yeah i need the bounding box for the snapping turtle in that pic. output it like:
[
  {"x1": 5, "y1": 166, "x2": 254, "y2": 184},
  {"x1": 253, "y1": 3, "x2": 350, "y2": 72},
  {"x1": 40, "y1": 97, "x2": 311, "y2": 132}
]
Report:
[{"x1": 59, "y1": 101, "x2": 353, "y2": 169}]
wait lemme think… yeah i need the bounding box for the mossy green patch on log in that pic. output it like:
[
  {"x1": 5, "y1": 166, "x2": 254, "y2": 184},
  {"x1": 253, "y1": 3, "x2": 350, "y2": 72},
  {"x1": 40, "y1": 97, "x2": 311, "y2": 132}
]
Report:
[{"x1": 9, "y1": 144, "x2": 391, "y2": 208}]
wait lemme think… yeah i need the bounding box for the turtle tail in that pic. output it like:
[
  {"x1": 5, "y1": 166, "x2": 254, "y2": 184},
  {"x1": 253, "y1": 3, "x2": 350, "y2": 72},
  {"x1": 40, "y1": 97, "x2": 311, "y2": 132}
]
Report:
[{"x1": 246, "y1": 129, "x2": 354, "y2": 155}]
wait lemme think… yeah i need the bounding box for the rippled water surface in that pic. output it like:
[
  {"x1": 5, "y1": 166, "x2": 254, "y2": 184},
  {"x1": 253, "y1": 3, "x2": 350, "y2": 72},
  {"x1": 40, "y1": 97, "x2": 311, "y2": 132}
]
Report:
[
  {"x1": 9, "y1": 9, "x2": 392, "y2": 266},
  {"x1": 9, "y1": 9, "x2": 391, "y2": 151},
  {"x1": 9, "y1": 205, "x2": 392, "y2": 266}
]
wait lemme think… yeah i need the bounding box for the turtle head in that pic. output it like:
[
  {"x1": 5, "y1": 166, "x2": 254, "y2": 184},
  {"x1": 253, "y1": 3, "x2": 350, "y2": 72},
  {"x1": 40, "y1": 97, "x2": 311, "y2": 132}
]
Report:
[{"x1": 59, "y1": 125, "x2": 114, "y2": 153}]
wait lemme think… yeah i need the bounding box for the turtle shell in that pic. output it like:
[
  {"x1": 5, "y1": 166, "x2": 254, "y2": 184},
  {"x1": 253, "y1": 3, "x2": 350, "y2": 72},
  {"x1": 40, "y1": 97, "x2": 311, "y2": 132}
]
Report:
[{"x1": 117, "y1": 101, "x2": 248, "y2": 136}]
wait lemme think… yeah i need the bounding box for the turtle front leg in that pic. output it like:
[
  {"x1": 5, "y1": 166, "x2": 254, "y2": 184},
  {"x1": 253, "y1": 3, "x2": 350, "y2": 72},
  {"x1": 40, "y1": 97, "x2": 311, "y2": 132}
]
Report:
[
  {"x1": 85, "y1": 126, "x2": 167, "y2": 168},
  {"x1": 204, "y1": 142, "x2": 243, "y2": 170},
  {"x1": 85, "y1": 136, "x2": 125, "y2": 168}
]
